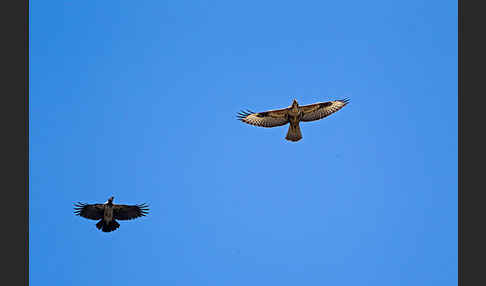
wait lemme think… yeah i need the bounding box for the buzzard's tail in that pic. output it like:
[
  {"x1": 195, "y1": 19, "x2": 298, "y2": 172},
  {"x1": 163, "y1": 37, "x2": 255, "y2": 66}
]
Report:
[
  {"x1": 96, "y1": 219, "x2": 120, "y2": 232},
  {"x1": 285, "y1": 123, "x2": 302, "y2": 142}
]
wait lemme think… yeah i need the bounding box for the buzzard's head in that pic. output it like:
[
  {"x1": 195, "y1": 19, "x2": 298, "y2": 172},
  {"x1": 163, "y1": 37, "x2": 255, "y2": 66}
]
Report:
[{"x1": 292, "y1": 99, "x2": 299, "y2": 107}]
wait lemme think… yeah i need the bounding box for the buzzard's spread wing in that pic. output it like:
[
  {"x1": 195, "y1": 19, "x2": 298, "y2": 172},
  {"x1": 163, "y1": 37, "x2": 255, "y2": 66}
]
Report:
[
  {"x1": 237, "y1": 107, "x2": 289, "y2": 128},
  {"x1": 74, "y1": 203, "x2": 105, "y2": 220},
  {"x1": 113, "y1": 204, "x2": 149, "y2": 220},
  {"x1": 300, "y1": 99, "x2": 349, "y2": 122}
]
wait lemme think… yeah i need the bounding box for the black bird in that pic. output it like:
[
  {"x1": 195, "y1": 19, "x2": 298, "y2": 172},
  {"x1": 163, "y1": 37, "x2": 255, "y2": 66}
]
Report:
[{"x1": 74, "y1": 196, "x2": 149, "y2": 232}]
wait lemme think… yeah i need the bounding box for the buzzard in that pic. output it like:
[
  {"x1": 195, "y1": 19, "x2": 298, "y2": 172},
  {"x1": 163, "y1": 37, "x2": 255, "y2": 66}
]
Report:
[
  {"x1": 237, "y1": 98, "x2": 349, "y2": 142},
  {"x1": 74, "y1": 196, "x2": 149, "y2": 232}
]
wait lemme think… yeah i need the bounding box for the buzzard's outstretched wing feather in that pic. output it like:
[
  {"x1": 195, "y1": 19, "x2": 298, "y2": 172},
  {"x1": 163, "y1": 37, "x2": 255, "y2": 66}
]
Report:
[
  {"x1": 113, "y1": 204, "x2": 149, "y2": 220},
  {"x1": 300, "y1": 99, "x2": 349, "y2": 122},
  {"x1": 74, "y1": 203, "x2": 105, "y2": 220},
  {"x1": 237, "y1": 108, "x2": 289, "y2": 128}
]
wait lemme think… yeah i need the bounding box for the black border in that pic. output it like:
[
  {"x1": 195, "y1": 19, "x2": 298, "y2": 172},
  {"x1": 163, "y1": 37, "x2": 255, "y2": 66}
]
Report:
[
  {"x1": 26, "y1": 0, "x2": 29, "y2": 283},
  {"x1": 459, "y1": 0, "x2": 486, "y2": 285},
  {"x1": 2, "y1": 0, "x2": 28, "y2": 285}
]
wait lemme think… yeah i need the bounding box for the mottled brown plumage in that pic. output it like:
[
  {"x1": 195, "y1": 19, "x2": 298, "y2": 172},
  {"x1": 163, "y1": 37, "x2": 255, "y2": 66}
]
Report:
[{"x1": 237, "y1": 98, "x2": 349, "y2": 142}]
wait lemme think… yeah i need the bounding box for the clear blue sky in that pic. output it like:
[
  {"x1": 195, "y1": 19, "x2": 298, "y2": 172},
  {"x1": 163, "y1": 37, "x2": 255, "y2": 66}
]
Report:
[{"x1": 30, "y1": 1, "x2": 457, "y2": 285}]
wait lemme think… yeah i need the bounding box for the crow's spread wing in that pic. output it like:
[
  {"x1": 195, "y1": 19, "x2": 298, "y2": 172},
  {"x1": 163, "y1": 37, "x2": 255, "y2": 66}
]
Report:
[
  {"x1": 113, "y1": 204, "x2": 149, "y2": 220},
  {"x1": 74, "y1": 203, "x2": 105, "y2": 220}
]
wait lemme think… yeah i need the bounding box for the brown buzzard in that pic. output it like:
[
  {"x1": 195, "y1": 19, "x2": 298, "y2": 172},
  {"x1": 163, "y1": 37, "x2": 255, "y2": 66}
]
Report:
[
  {"x1": 74, "y1": 196, "x2": 149, "y2": 232},
  {"x1": 237, "y1": 98, "x2": 349, "y2": 142}
]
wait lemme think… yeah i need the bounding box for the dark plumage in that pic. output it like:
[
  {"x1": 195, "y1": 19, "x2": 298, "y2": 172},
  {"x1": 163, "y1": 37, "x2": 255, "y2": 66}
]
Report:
[{"x1": 74, "y1": 196, "x2": 149, "y2": 232}]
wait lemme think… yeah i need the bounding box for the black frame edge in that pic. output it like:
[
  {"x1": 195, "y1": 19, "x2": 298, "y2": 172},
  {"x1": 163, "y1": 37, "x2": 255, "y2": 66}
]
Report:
[
  {"x1": 2, "y1": 0, "x2": 29, "y2": 285},
  {"x1": 25, "y1": 0, "x2": 30, "y2": 284},
  {"x1": 460, "y1": 0, "x2": 486, "y2": 285}
]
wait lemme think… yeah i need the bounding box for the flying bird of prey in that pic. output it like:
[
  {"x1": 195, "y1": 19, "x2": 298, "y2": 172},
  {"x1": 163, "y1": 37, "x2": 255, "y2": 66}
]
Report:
[
  {"x1": 237, "y1": 98, "x2": 349, "y2": 142},
  {"x1": 74, "y1": 196, "x2": 149, "y2": 232}
]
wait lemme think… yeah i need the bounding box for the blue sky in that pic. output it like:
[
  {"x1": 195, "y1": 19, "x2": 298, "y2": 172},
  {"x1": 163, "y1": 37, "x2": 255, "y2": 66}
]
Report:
[{"x1": 30, "y1": 1, "x2": 457, "y2": 285}]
